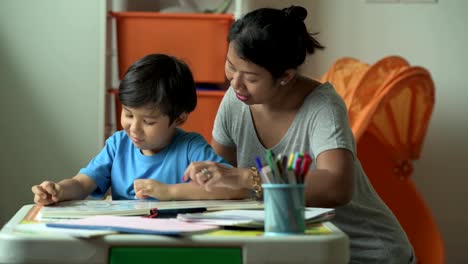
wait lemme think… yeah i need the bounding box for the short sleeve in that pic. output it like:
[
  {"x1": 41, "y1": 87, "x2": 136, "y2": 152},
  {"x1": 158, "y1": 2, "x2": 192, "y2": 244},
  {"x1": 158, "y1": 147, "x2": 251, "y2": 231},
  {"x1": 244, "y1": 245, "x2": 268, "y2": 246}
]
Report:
[
  {"x1": 310, "y1": 101, "x2": 356, "y2": 158},
  {"x1": 79, "y1": 134, "x2": 117, "y2": 197},
  {"x1": 212, "y1": 88, "x2": 237, "y2": 147}
]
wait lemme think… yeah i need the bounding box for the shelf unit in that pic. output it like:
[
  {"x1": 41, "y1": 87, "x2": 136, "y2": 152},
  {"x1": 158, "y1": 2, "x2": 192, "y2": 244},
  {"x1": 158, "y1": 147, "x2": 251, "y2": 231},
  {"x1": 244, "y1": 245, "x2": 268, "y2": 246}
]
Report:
[{"x1": 106, "y1": 7, "x2": 233, "y2": 142}]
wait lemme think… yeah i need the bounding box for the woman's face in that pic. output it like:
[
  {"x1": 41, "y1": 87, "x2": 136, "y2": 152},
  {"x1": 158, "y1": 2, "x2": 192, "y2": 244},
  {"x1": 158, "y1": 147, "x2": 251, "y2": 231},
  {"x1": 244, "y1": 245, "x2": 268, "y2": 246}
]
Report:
[{"x1": 225, "y1": 43, "x2": 281, "y2": 105}]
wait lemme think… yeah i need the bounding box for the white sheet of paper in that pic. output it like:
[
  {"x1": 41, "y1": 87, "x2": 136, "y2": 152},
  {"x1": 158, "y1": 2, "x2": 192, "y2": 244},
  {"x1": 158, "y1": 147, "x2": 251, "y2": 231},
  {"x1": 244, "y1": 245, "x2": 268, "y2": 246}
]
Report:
[
  {"x1": 46, "y1": 215, "x2": 219, "y2": 235},
  {"x1": 14, "y1": 223, "x2": 117, "y2": 238},
  {"x1": 177, "y1": 207, "x2": 335, "y2": 227}
]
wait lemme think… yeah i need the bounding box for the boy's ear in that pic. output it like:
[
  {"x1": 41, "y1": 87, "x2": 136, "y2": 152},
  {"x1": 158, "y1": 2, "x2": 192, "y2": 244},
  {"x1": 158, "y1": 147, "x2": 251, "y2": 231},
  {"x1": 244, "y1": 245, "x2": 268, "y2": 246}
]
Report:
[
  {"x1": 279, "y1": 69, "x2": 297, "y2": 86},
  {"x1": 174, "y1": 112, "x2": 189, "y2": 126}
]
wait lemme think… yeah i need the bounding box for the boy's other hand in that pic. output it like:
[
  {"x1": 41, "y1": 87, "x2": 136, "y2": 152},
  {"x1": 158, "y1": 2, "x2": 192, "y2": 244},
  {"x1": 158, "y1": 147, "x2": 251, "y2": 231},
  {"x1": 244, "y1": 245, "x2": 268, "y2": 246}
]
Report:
[
  {"x1": 31, "y1": 181, "x2": 63, "y2": 205},
  {"x1": 134, "y1": 179, "x2": 170, "y2": 200}
]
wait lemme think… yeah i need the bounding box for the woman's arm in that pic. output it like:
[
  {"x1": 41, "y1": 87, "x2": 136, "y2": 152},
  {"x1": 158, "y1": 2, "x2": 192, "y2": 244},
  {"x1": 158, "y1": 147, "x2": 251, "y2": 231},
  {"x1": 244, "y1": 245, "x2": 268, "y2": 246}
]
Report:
[
  {"x1": 211, "y1": 139, "x2": 237, "y2": 166},
  {"x1": 184, "y1": 139, "x2": 260, "y2": 193},
  {"x1": 168, "y1": 181, "x2": 248, "y2": 200},
  {"x1": 304, "y1": 148, "x2": 355, "y2": 208},
  {"x1": 133, "y1": 177, "x2": 249, "y2": 200},
  {"x1": 184, "y1": 161, "x2": 253, "y2": 190}
]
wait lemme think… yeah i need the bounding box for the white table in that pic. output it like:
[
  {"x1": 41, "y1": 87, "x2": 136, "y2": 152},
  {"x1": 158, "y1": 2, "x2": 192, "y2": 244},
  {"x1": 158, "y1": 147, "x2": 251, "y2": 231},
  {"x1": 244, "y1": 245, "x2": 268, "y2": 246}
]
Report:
[{"x1": 0, "y1": 204, "x2": 349, "y2": 264}]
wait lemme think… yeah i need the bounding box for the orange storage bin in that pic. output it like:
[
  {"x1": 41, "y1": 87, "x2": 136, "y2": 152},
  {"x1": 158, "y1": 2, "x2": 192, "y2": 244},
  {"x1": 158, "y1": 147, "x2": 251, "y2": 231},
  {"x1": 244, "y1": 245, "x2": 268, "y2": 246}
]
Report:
[
  {"x1": 110, "y1": 12, "x2": 233, "y2": 83},
  {"x1": 181, "y1": 90, "x2": 225, "y2": 143},
  {"x1": 107, "y1": 88, "x2": 122, "y2": 130}
]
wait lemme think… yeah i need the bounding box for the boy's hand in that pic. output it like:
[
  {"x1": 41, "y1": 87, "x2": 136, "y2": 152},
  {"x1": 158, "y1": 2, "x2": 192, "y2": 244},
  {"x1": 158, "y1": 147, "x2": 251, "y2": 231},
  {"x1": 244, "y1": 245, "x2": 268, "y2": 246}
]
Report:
[
  {"x1": 134, "y1": 179, "x2": 170, "y2": 200},
  {"x1": 31, "y1": 181, "x2": 63, "y2": 205}
]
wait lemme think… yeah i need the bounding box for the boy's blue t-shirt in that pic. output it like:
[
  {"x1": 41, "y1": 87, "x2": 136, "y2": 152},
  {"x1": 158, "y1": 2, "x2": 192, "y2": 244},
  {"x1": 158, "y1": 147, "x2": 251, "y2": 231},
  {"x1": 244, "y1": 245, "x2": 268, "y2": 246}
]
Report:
[{"x1": 79, "y1": 129, "x2": 229, "y2": 200}]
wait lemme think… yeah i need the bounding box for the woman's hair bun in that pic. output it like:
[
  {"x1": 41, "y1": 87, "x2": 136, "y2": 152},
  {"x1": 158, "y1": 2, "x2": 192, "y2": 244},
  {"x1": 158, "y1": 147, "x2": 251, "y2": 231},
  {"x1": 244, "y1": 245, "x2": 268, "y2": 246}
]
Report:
[{"x1": 282, "y1": 5, "x2": 307, "y2": 21}]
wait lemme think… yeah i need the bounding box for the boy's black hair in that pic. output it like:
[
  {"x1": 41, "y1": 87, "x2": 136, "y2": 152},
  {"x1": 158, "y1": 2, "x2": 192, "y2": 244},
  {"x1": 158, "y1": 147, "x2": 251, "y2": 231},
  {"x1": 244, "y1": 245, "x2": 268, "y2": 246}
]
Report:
[
  {"x1": 118, "y1": 54, "x2": 197, "y2": 125},
  {"x1": 228, "y1": 5, "x2": 325, "y2": 79}
]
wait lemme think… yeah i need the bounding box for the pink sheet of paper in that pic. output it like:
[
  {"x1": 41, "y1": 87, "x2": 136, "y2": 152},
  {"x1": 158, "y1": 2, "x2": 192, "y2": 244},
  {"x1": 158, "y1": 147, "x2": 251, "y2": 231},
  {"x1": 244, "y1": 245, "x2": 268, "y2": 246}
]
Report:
[{"x1": 46, "y1": 215, "x2": 218, "y2": 236}]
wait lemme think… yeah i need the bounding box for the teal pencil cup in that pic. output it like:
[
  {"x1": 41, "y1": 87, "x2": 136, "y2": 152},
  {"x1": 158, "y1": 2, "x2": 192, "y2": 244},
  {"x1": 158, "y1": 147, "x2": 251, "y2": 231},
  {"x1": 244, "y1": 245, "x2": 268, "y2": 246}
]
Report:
[{"x1": 262, "y1": 183, "x2": 305, "y2": 236}]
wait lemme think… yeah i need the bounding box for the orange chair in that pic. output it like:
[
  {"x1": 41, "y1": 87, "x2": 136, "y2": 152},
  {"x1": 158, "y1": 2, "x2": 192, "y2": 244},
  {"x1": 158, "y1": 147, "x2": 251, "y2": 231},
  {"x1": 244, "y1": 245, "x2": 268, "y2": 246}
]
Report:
[
  {"x1": 322, "y1": 56, "x2": 444, "y2": 264},
  {"x1": 108, "y1": 88, "x2": 225, "y2": 143}
]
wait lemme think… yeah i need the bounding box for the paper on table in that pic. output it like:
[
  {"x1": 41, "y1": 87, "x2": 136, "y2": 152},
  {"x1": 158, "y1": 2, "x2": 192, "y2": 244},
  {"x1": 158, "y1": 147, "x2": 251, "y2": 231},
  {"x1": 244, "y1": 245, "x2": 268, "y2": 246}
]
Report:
[
  {"x1": 46, "y1": 215, "x2": 219, "y2": 236},
  {"x1": 177, "y1": 207, "x2": 335, "y2": 228},
  {"x1": 14, "y1": 223, "x2": 117, "y2": 238},
  {"x1": 38, "y1": 199, "x2": 263, "y2": 220}
]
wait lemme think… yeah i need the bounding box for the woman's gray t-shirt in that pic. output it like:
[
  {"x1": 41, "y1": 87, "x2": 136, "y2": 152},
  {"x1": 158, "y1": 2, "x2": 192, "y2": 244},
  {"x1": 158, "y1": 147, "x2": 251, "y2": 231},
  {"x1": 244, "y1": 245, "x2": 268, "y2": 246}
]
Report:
[{"x1": 212, "y1": 82, "x2": 414, "y2": 263}]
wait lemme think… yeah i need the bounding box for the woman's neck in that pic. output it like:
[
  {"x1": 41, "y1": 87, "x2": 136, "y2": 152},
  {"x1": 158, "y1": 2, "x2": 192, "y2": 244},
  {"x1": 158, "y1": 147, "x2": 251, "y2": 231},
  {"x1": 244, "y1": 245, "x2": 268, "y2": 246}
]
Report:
[{"x1": 257, "y1": 75, "x2": 319, "y2": 114}]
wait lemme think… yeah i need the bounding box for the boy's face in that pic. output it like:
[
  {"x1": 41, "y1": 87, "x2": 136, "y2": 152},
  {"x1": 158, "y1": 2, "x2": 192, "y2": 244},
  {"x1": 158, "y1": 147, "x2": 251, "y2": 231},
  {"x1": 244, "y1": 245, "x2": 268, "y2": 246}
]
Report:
[{"x1": 121, "y1": 105, "x2": 181, "y2": 156}]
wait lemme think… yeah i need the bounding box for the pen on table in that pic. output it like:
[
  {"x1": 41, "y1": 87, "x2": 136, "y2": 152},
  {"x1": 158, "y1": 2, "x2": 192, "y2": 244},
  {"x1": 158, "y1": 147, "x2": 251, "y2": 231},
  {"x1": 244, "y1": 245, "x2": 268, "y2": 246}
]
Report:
[
  {"x1": 287, "y1": 153, "x2": 295, "y2": 170},
  {"x1": 145, "y1": 207, "x2": 207, "y2": 218},
  {"x1": 261, "y1": 166, "x2": 274, "y2": 184},
  {"x1": 255, "y1": 156, "x2": 270, "y2": 183},
  {"x1": 255, "y1": 156, "x2": 263, "y2": 171},
  {"x1": 286, "y1": 168, "x2": 297, "y2": 184},
  {"x1": 280, "y1": 155, "x2": 289, "y2": 182},
  {"x1": 275, "y1": 154, "x2": 286, "y2": 183},
  {"x1": 300, "y1": 153, "x2": 313, "y2": 183},
  {"x1": 294, "y1": 155, "x2": 303, "y2": 179},
  {"x1": 291, "y1": 152, "x2": 300, "y2": 170},
  {"x1": 266, "y1": 150, "x2": 281, "y2": 183}
]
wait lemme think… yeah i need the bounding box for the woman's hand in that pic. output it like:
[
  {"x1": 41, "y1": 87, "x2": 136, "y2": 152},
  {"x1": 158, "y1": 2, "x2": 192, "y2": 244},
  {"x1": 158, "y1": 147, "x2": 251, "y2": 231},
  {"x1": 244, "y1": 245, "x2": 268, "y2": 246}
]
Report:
[
  {"x1": 134, "y1": 179, "x2": 170, "y2": 200},
  {"x1": 183, "y1": 161, "x2": 250, "y2": 191},
  {"x1": 31, "y1": 181, "x2": 64, "y2": 205}
]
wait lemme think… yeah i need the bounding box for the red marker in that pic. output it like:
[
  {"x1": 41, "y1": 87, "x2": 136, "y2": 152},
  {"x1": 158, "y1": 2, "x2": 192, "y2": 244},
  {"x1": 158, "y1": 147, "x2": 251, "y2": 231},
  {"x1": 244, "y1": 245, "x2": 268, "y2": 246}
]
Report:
[{"x1": 300, "y1": 153, "x2": 313, "y2": 182}]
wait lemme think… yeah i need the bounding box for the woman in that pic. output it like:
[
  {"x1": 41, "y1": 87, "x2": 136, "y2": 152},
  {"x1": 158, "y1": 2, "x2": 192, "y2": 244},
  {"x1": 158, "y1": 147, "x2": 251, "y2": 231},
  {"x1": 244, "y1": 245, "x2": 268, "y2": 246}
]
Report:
[{"x1": 184, "y1": 5, "x2": 414, "y2": 263}]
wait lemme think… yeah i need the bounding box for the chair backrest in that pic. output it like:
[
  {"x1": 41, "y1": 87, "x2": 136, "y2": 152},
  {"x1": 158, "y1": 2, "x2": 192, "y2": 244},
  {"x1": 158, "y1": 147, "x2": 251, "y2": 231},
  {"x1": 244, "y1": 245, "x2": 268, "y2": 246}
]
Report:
[
  {"x1": 320, "y1": 57, "x2": 369, "y2": 109},
  {"x1": 322, "y1": 56, "x2": 444, "y2": 264}
]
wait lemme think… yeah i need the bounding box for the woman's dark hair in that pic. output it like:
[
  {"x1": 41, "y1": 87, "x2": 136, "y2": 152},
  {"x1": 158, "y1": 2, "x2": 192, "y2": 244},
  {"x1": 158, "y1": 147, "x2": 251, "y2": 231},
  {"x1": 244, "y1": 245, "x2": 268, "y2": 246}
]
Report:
[
  {"x1": 118, "y1": 54, "x2": 196, "y2": 125},
  {"x1": 228, "y1": 5, "x2": 324, "y2": 79}
]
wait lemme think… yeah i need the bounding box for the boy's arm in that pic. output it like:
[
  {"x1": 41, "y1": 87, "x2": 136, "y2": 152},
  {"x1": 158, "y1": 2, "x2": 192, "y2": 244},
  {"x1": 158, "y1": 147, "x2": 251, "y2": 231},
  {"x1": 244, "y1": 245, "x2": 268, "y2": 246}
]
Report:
[
  {"x1": 57, "y1": 174, "x2": 98, "y2": 201},
  {"x1": 32, "y1": 174, "x2": 98, "y2": 205}
]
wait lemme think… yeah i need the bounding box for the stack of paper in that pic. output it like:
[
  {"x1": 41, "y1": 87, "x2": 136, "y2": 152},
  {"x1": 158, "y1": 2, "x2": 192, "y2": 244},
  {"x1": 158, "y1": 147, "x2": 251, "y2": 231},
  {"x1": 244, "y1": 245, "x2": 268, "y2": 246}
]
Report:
[
  {"x1": 177, "y1": 208, "x2": 335, "y2": 228},
  {"x1": 14, "y1": 223, "x2": 117, "y2": 238},
  {"x1": 46, "y1": 215, "x2": 219, "y2": 236},
  {"x1": 37, "y1": 199, "x2": 263, "y2": 220}
]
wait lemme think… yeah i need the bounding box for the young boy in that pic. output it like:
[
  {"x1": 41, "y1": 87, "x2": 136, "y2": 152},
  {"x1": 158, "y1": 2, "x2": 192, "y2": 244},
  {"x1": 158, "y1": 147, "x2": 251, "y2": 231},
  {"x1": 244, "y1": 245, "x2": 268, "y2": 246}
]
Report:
[{"x1": 32, "y1": 54, "x2": 247, "y2": 205}]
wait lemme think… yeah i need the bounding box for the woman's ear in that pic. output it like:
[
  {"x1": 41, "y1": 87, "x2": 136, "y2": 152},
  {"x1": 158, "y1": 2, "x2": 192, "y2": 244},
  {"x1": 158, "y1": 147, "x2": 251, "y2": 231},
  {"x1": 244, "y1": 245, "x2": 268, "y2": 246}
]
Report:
[
  {"x1": 279, "y1": 69, "x2": 297, "y2": 85},
  {"x1": 175, "y1": 112, "x2": 189, "y2": 126}
]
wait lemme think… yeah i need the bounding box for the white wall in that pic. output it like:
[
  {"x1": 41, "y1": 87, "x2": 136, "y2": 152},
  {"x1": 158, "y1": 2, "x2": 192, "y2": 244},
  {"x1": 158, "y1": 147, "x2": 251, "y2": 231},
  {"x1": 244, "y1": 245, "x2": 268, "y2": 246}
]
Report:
[
  {"x1": 0, "y1": 0, "x2": 106, "y2": 225},
  {"x1": 304, "y1": 1, "x2": 467, "y2": 263}
]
